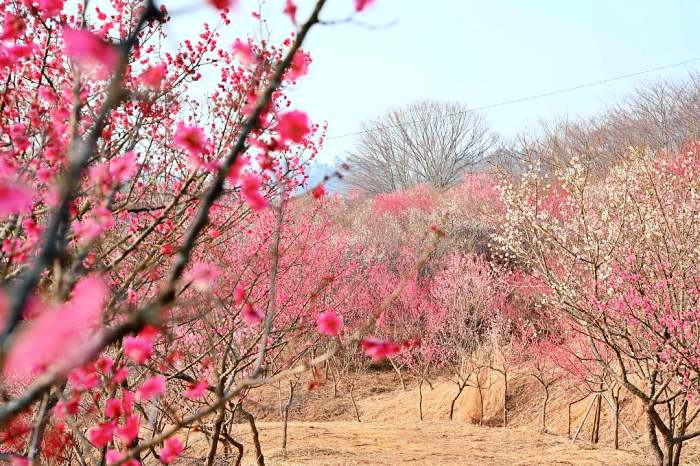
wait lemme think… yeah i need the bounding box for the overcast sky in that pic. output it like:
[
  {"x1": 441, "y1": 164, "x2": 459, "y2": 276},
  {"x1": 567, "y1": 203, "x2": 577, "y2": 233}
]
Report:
[{"x1": 163, "y1": 0, "x2": 700, "y2": 165}]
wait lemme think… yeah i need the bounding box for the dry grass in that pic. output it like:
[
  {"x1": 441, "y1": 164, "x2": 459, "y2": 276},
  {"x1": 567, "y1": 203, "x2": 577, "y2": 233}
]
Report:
[
  {"x1": 188, "y1": 420, "x2": 643, "y2": 466},
  {"x1": 164, "y1": 368, "x2": 700, "y2": 465}
]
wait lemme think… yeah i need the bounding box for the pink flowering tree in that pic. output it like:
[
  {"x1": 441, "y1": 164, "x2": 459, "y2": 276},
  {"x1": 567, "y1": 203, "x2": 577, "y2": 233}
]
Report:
[
  {"x1": 498, "y1": 144, "x2": 700, "y2": 465},
  {"x1": 0, "y1": 0, "x2": 448, "y2": 464},
  {"x1": 431, "y1": 252, "x2": 506, "y2": 423}
]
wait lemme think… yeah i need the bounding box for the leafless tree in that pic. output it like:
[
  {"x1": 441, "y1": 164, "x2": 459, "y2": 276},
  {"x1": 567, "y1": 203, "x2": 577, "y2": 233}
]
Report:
[
  {"x1": 344, "y1": 100, "x2": 497, "y2": 193},
  {"x1": 499, "y1": 73, "x2": 700, "y2": 177}
]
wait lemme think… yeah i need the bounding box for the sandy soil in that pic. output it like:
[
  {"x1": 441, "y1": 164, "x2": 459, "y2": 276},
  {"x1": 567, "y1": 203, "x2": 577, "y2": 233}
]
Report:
[
  {"x1": 215, "y1": 420, "x2": 644, "y2": 466},
  {"x1": 172, "y1": 369, "x2": 700, "y2": 465}
]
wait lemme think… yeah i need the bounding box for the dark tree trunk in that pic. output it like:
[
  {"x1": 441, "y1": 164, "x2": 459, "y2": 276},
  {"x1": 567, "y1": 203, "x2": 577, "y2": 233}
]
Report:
[
  {"x1": 418, "y1": 378, "x2": 424, "y2": 421},
  {"x1": 206, "y1": 404, "x2": 226, "y2": 466},
  {"x1": 613, "y1": 394, "x2": 620, "y2": 449},
  {"x1": 239, "y1": 406, "x2": 265, "y2": 466},
  {"x1": 349, "y1": 384, "x2": 361, "y2": 422},
  {"x1": 541, "y1": 385, "x2": 549, "y2": 432},
  {"x1": 476, "y1": 379, "x2": 484, "y2": 426},
  {"x1": 591, "y1": 393, "x2": 602, "y2": 444},
  {"x1": 502, "y1": 372, "x2": 508, "y2": 428},
  {"x1": 221, "y1": 430, "x2": 244, "y2": 466},
  {"x1": 282, "y1": 382, "x2": 294, "y2": 454},
  {"x1": 647, "y1": 408, "x2": 665, "y2": 466},
  {"x1": 449, "y1": 381, "x2": 467, "y2": 421},
  {"x1": 672, "y1": 402, "x2": 687, "y2": 466}
]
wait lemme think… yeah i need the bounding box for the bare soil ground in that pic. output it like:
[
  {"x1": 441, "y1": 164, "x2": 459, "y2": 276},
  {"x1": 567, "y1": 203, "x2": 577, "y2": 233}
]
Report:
[
  {"x1": 175, "y1": 369, "x2": 700, "y2": 465},
  {"x1": 223, "y1": 420, "x2": 644, "y2": 466}
]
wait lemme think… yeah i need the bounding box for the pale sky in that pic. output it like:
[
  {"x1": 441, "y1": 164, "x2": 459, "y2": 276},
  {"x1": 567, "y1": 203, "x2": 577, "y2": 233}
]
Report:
[{"x1": 162, "y1": 0, "x2": 700, "y2": 164}]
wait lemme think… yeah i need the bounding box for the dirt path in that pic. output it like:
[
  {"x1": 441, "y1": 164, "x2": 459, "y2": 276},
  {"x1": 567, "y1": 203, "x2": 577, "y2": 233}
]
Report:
[{"x1": 222, "y1": 421, "x2": 644, "y2": 465}]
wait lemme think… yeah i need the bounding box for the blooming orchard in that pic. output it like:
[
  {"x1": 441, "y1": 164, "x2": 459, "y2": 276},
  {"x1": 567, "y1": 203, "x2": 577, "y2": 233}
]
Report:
[
  {"x1": 0, "y1": 0, "x2": 446, "y2": 464},
  {"x1": 0, "y1": 1, "x2": 698, "y2": 465}
]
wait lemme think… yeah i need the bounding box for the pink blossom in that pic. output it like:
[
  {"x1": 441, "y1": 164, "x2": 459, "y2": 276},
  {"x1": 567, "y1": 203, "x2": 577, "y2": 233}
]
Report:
[
  {"x1": 234, "y1": 285, "x2": 246, "y2": 305},
  {"x1": 115, "y1": 415, "x2": 140, "y2": 443},
  {"x1": 88, "y1": 422, "x2": 115, "y2": 448},
  {"x1": 317, "y1": 311, "x2": 343, "y2": 336},
  {"x1": 63, "y1": 28, "x2": 118, "y2": 77},
  {"x1": 232, "y1": 39, "x2": 257, "y2": 66},
  {"x1": 286, "y1": 50, "x2": 310, "y2": 81},
  {"x1": 38, "y1": 0, "x2": 65, "y2": 17},
  {"x1": 277, "y1": 110, "x2": 310, "y2": 144},
  {"x1": 106, "y1": 449, "x2": 138, "y2": 466},
  {"x1": 242, "y1": 303, "x2": 264, "y2": 324},
  {"x1": 226, "y1": 154, "x2": 248, "y2": 184},
  {"x1": 311, "y1": 185, "x2": 326, "y2": 199},
  {"x1": 123, "y1": 336, "x2": 153, "y2": 364},
  {"x1": 10, "y1": 456, "x2": 29, "y2": 466},
  {"x1": 208, "y1": 0, "x2": 236, "y2": 10},
  {"x1": 105, "y1": 450, "x2": 122, "y2": 465},
  {"x1": 96, "y1": 356, "x2": 114, "y2": 374},
  {"x1": 184, "y1": 379, "x2": 209, "y2": 399},
  {"x1": 113, "y1": 367, "x2": 129, "y2": 384},
  {"x1": 105, "y1": 398, "x2": 123, "y2": 419},
  {"x1": 2, "y1": 14, "x2": 25, "y2": 41},
  {"x1": 122, "y1": 390, "x2": 134, "y2": 415},
  {"x1": 140, "y1": 63, "x2": 167, "y2": 89},
  {"x1": 173, "y1": 122, "x2": 209, "y2": 164},
  {"x1": 283, "y1": 0, "x2": 297, "y2": 23},
  {"x1": 21, "y1": 217, "x2": 42, "y2": 241},
  {"x1": 361, "y1": 338, "x2": 401, "y2": 361},
  {"x1": 137, "y1": 375, "x2": 166, "y2": 401},
  {"x1": 0, "y1": 180, "x2": 33, "y2": 216},
  {"x1": 75, "y1": 206, "x2": 114, "y2": 242},
  {"x1": 10, "y1": 123, "x2": 29, "y2": 151},
  {"x1": 186, "y1": 262, "x2": 220, "y2": 291},
  {"x1": 3, "y1": 275, "x2": 107, "y2": 377},
  {"x1": 110, "y1": 151, "x2": 138, "y2": 183},
  {"x1": 160, "y1": 437, "x2": 184, "y2": 464},
  {"x1": 53, "y1": 396, "x2": 79, "y2": 420},
  {"x1": 240, "y1": 174, "x2": 268, "y2": 211},
  {"x1": 68, "y1": 366, "x2": 100, "y2": 391},
  {"x1": 355, "y1": 0, "x2": 375, "y2": 12}
]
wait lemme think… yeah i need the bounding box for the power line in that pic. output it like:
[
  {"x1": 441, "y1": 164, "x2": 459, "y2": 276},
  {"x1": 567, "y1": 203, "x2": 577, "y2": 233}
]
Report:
[{"x1": 326, "y1": 57, "x2": 700, "y2": 141}]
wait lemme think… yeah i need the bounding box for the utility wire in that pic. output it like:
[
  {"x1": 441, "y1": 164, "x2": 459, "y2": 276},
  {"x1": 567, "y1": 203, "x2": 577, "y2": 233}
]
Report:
[{"x1": 326, "y1": 57, "x2": 700, "y2": 141}]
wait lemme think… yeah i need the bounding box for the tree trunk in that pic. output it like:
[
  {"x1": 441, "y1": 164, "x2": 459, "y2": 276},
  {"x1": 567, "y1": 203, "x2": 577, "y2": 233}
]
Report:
[
  {"x1": 672, "y1": 441, "x2": 683, "y2": 466},
  {"x1": 390, "y1": 358, "x2": 406, "y2": 391},
  {"x1": 221, "y1": 430, "x2": 244, "y2": 466},
  {"x1": 449, "y1": 382, "x2": 466, "y2": 421},
  {"x1": 349, "y1": 384, "x2": 361, "y2": 422},
  {"x1": 332, "y1": 367, "x2": 340, "y2": 398},
  {"x1": 206, "y1": 404, "x2": 227, "y2": 466},
  {"x1": 665, "y1": 439, "x2": 675, "y2": 466},
  {"x1": 591, "y1": 393, "x2": 602, "y2": 444},
  {"x1": 281, "y1": 382, "x2": 295, "y2": 454},
  {"x1": 646, "y1": 408, "x2": 665, "y2": 466},
  {"x1": 541, "y1": 385, "x2": 549, "y2": 432},
  {"x1": 476, "y1": 379, "x2": 484, "y2": 427},
  {"x1": 672, "y1": 402, "x2": 687, "y2": 466},
  {"x1": 27, "y1": 392, "x2": 51, "y2": 464},
  {"x1": 613, "y1": 395, "x2": 620, "y2": 449},
  {"x1": 239, "y1": 406, "x2": 265, "y2": 466},
  {"x1": 502, "y1": 372, "x2": 508, "y2": 428},
  {"x1": 418, "y1": 378, "x2": 424, "y2": 421}
]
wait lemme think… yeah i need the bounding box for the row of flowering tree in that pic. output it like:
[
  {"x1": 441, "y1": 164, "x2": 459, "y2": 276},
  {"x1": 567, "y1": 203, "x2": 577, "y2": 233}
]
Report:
[
  {"x1": 0, "y1": 0, "x2": 456, "y2": 464},
  {"x1": 497, "y1": 144, "x2": 700, "y2": 466},
  {"x1": 340, "y1": 150, "x2": 700, "y2": 466},
  {"x1": 2, "y1": 1, "x2": 698, "y2": 465}
]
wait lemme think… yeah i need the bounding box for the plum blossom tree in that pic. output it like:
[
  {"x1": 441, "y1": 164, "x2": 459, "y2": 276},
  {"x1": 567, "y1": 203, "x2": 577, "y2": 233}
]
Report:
[
  {"x1": 0, "y1": 0, "x2": 450, "y2": 464},
  {"x1": 498, "y1": 143, "x2": 700, "y2": 465}
]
